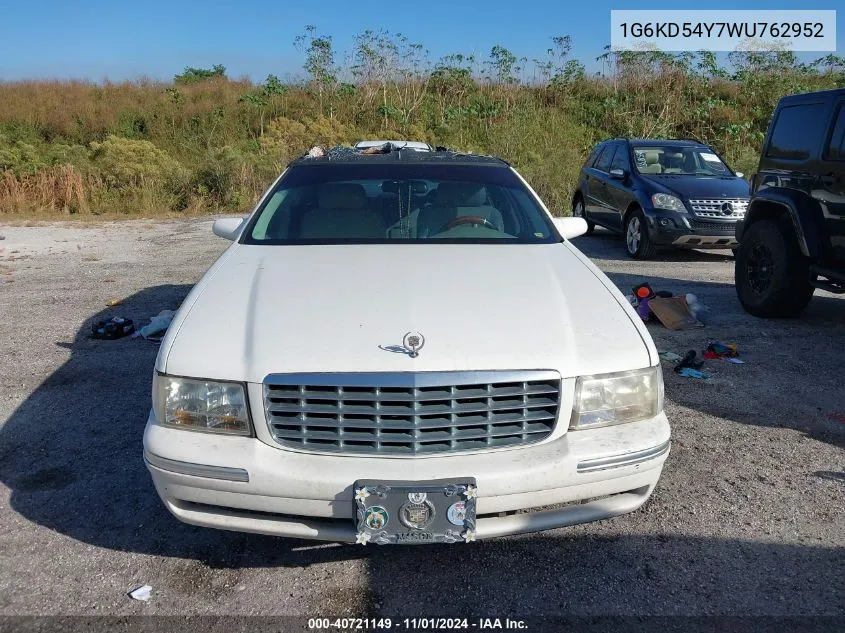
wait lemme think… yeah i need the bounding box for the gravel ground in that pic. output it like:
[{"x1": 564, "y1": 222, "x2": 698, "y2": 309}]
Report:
[{"x1": 0, "y1": 220, "x2": 843, "y2": 618}]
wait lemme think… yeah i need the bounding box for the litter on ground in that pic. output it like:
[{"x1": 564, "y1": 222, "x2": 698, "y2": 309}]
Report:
[
  {"x1": 91, "y1": 317, "x2": 135, "y2": 340},
  {"x1": 674, "y1": 350, "x2": 704, "y2": 373},
  {"x1": 106, "y1": 297, "x2": 123, "y2": 307},
  {"x1": 678, "y1": 367, "x2": 710, "y2": 379},
  {"x1": 659, "y1": 351, "x2": 683, "y2": 363},
  {"x1": 133, "y1": 310, "x2": 176, "y2": 340},
  {"x1": 128, "y1": 585, "x2": 152, "y2": 601},
  {"x1": 649, "y1": 297, "x2": 704, "y2": 330},
  {"x1": 629, "y1": 282, "x2": 706, "y2": 329},
  {"x1": 704, "y1": 341, "x2": 740, "y2": 360}
]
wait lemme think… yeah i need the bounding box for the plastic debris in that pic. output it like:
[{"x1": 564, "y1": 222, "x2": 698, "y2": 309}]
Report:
[
  {"x1": 674, "y1": 350, "x2": 704, "y2": 373},
  {"x1": 632, "y1": 282, "x2": 655, "y2": 301},
  {"x1": 685, "y1": 293, "x2": 706, "y2": 321},
  {"x1": 91, "y1": 317, "x2": 135, "y2": 340},
  {"x1": 703, "y1": 341, "x2": 739, "y2": 360},
  {"x1": 726, "y1": 357, "x2": 745, "y2": 364},
  {"x1": 678, "y1": 367, "x2": 710, "y2": 379},
  {"x1": 635, "y1": 296, "x2": 652, "y2": 321},
  {"x1": 133, "y1": 310, "x2": 175, "y2": 340},
  {"x1": 106, "y1": 297, "x2": 123, "y2": 307},
  {"x1": 659, "y1": 351, "x2": 683, "y2": 363},
  {"x1": 128, "y1": 585, "x2": 152, "y2": 601}
]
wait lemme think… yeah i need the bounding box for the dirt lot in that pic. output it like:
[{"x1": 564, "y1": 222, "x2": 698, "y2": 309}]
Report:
[{"x1": 0, "y1": 220, "x2": 843, "y2": 618}]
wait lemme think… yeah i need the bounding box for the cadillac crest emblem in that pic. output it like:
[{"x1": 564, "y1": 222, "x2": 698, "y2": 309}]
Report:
[{"x1": 402, "y1": 331, "x2": 425, "y2": 357}]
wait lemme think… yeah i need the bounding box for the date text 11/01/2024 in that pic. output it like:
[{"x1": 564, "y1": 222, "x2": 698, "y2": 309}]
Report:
[{"x1": 308, "y1": 618, "x2": 528, "y2": 630}]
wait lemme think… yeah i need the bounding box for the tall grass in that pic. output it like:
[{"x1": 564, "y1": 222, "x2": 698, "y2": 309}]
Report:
[{"x1": 0, "y1": 54, "x2": 842, "y2": 218}]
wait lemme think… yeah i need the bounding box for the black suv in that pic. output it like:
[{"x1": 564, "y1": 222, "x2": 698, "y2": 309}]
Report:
[
  {"x1": 572, "y1": 138, "x2": 750, "y2": 258},
  {"x1": 735, "y1": 88, "x2": 845, "y2": 317}
]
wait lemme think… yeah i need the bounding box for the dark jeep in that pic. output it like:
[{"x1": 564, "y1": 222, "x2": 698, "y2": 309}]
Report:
[{"x1": 735, "y1": 88, "x2": 845, "y2": 317}]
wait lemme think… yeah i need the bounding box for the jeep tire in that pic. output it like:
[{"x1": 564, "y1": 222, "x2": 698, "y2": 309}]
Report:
[{"x1": 735, "y1": 218, "x2": 814, "y2": 318}]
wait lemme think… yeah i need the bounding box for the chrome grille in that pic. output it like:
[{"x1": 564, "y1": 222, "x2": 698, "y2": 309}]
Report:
[
  {"x1": 688, "y1": 198, "x2": 748, "y2": 219},
  {"x1": 263, "y1": 371, "x2": 561, "y2": 455}
]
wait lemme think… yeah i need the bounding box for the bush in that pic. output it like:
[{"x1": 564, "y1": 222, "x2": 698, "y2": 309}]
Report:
[
  {"x1": 260, "y1": 117, "x2": 310, "y2": 165},
  {"x1": 0, "y1": 135, "x2": 44, "y2": 176},
  {"x1": 89, "y1": 135, "x2": 184, "y2": 188}
]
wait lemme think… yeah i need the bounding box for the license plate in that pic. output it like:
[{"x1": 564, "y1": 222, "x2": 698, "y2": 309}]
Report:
[{"x1": 353, "y1": 478, "x2": 477, "y2": 545}]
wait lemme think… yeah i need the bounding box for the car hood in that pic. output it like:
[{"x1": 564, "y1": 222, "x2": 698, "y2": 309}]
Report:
[
  {"x1": 159, "y1": 243, "x2": 653, "y2": 383},
  {"x1": 641, "y1": 175, "x2": 750, "y2": 199}
]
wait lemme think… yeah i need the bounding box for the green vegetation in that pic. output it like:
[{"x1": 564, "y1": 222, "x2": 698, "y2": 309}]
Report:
[{"x1": 0, "y1": 29, "x2": 843, "y2": 218}]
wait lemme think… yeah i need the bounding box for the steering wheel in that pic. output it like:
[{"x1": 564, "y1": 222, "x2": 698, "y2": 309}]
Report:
[{"x1": 438, "y1": 215, "x2": 497, "y2": 233}]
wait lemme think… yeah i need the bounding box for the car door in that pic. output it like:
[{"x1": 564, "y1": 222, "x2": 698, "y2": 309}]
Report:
[
  {"x1": 821, "y1": 97, "x2": 845, "y2": 263},
  {"x1": 603, "y1": 142, "x2": 634, "y2": 232},
  {"x1": 585, "y1": 143, "x2": 619, "y2": 230},
  {"x1": 581, "y1": 144, "x2": 607, "y2": 219}
]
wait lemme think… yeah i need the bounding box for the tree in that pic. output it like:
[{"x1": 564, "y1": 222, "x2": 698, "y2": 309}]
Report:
[
  {"x1": 294, "y1": 25, "x2": 337, "y2": 115},
  {"x1": 486, "y1": 45, "x2": 523, "y2": 84},
  {"x1": 352, "y1": 29, "x2": 430, "y2": 128},
  {"x1": 533, "y1": 35, "x2": 572, "y2": 84},
  {"x1": 174, "y1": 64, "x2": 226, "y2": 84},
  {"x1": 430, "y1": 53, "x2": 476, "y2": 124},
  {"x1": 240, "y1": 75, "x2": 289, "y2": 137}
]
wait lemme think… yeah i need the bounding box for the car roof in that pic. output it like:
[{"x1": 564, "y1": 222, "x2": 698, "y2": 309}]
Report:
[
  {"x1": 778, "y1": 87, "x2": 845, "y2": 104},
  {"x1": 621, "y1": 138, "x2": 709, "y2": 147},
  {"x1": 291, "y1": 146, "x2": 510, "y2": 167}
]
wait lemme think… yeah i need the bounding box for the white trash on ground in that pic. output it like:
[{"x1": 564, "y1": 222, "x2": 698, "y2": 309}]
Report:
[
  {"x1": 133, "y1": 310, "x2": 175, "y2": 340},
  {"x1": 128, "y1": 585, "x2": 152, "y2": 601}
]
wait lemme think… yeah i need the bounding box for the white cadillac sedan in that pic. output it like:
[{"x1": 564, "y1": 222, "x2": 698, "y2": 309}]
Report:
[{"x1": 144, "y1": 148, "x2": 670, "y2": 545}]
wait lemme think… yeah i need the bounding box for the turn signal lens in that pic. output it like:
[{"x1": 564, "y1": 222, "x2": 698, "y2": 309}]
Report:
[{"x1": 154, "y1": 374, "x2": 251, "y2": 436}]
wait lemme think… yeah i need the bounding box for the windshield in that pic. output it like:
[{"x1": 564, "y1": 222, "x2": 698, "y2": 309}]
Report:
[
  {"x1": 242, "y1": 164, "x2": 559, "y2": 244},
  {"x1": 631, "y1": 145, "x2": 733, "y2": 176}
]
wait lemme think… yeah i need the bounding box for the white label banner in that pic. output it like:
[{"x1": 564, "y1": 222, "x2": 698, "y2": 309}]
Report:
[{"x1": 610, "y1": 10, "x2": 837, "y2": 52}]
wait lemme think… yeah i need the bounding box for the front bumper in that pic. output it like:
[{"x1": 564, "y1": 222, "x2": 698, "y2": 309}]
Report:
[
  {"x1": 143, "y1": 410, "x2": 670, "y2": 542},
  {"x1": 645, "y1": 209, "x2": 739, "y2": 248}
]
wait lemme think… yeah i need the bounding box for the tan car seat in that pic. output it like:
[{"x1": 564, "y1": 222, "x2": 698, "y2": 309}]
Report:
[
  {"x1": 300, "y1": 183, "x2": 386, "y2": 239},
  {"x1": 638, "y1": 150, "x2": 663, "y2": 174},
  {"x1": 416, "y1": 182, "x2": 504, "y2": 237}
]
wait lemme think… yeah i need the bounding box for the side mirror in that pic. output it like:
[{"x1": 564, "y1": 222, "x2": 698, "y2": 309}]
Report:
[
  {"x1": 735, "y1": 172, "x2": 744, "y2": 178},
  {"x1": 553, "y1": 217, "x2": 589, "y2": 240},
  {"x1": 212, "y1": 217, "x2": 245, "y2": 241},
  {"x1": 609, "y1": 168, "x2": 626, "y2": 180}
]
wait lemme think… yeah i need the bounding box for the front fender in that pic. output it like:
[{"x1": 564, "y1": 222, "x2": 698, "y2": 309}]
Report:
[{"x1": 741, "y1": 188, "x2": 824, "y2": 258}]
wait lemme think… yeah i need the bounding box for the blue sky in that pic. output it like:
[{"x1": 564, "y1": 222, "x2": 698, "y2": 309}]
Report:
[{"x1": 0, "y1": 0, "x2": 841, "y2": 82}]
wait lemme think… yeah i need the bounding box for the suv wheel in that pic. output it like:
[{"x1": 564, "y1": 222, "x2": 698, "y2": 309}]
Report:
[
  {"x1": 625, "y1": 209, "x2": 656, "y2": 259},
  {"x1": 735, "y1": 218, "x2": 814, "y2": 318},
  {"x1": 573, "y1": 197, "x2": 595, "y2": 235}
]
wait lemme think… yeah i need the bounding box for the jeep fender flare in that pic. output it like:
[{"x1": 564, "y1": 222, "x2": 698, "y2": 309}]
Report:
[{"x1": 739, "y1": 188, "x2": 824, "y2": 258}]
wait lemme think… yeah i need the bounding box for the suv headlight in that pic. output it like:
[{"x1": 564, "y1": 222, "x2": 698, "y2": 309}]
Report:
[
  {"x1": 570, "y1": 366, "x2": 663, "y2": 430},
  {"x1": 651, "y1": 193, "x2": 686, "y2": 212},
  {"x1": 154, "y1": 374, "x2": 251, "y2": 435}
]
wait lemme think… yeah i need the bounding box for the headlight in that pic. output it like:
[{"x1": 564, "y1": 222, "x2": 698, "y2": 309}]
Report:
[
  {"x1": 154, "y1": 374, "x2": 251, "y2": 435},
  {"x1": 570, "y1": 366, "x2": 663, "y2": 430},
  {"x1": 651, "y1": 193, "x2": 686, "y2": 212}
]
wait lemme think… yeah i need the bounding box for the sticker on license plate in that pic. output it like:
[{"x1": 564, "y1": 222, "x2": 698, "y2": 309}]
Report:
[{"x1": 353, "y1": 478, "x2": 477, "y2": 545}]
